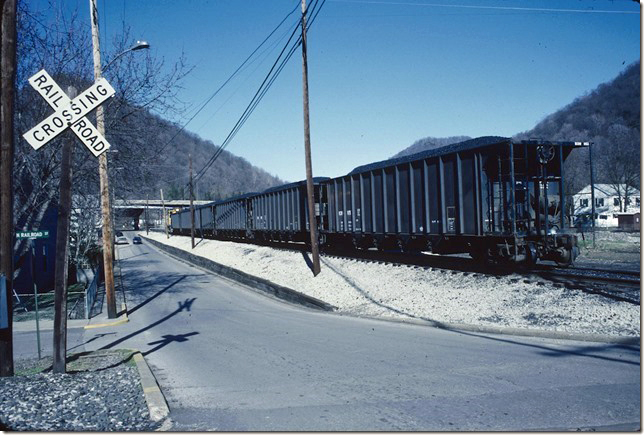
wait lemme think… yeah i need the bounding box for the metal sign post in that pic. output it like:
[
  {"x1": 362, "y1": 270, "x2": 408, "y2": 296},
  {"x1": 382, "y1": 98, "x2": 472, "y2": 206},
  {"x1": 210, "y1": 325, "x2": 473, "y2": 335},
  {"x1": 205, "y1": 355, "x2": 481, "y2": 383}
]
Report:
[
  {"x1": 30, "y1": 240, "x2": 41, "y2": 360},
  {"x1": 16, "y1": 230, "x2": 50, "y2": 360}
]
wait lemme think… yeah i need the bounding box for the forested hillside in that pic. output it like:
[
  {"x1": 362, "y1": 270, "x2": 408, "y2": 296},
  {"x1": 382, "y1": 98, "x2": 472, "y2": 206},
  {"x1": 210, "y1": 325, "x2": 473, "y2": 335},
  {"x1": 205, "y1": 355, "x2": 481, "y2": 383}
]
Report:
[
  {"x1": 514, "y1": 62, "x2": 640, "y2": 197},
  {"x1": 121, "y1": 110, "x2": 284, "y2": 201},
  {"x1": 395, "y1": 62, "x2": 640, "y2": 201}
]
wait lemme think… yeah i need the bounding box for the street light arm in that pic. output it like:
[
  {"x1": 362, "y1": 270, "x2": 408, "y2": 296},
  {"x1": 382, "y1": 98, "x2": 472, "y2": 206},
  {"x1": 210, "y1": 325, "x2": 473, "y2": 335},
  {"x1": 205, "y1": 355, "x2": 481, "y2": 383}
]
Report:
[{"x1": 101, "y1": 40, "x2": 150, "y2": 74}]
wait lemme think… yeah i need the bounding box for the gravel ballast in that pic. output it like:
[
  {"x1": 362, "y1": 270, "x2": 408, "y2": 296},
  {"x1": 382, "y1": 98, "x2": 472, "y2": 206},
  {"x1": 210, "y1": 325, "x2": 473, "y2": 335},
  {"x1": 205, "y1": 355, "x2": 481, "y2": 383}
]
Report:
[
  {"x1": 0, "y1": 351, "x2": 160, "y2": 431},
  {"x1": 142, "y1": 232, "x2": 640, "y2": 338}
]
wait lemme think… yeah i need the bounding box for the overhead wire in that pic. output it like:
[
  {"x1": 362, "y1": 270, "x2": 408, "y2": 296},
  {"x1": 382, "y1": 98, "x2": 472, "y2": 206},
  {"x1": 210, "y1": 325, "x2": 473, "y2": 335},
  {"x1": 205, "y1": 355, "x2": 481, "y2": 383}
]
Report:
[
  {"x1": 327, "y1": 0, "x2": 639, "y2": 15},
  {"x1": 156, "y1": 0, "x2": 301, "y2": 155},
  {"x1": 192, "y1": 0, "x2": 325, "y2": 183},
  {"x1": 191, "y1": 10, "x2": 304, "y2": 183},
  {"x1": 191, "y1": 0, "x2": 327, "y2": 186},
  {"x1": 192, "y1": 19, "x2": 301, "y2": 134}
]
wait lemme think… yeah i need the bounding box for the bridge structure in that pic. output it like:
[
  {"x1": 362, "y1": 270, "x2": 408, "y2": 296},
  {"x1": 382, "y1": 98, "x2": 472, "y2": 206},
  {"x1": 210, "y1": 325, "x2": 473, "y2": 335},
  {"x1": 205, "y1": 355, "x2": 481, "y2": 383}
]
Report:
[{"x1": 113, "y1": 199, "x2": 212, "y2": 230}]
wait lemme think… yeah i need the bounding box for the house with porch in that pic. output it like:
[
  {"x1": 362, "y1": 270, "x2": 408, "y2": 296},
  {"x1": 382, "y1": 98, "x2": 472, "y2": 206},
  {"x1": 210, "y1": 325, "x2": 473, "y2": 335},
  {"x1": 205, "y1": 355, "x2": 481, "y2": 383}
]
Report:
[{"x1": 572, "y1": 184, "x2": 640, "y2": 228}]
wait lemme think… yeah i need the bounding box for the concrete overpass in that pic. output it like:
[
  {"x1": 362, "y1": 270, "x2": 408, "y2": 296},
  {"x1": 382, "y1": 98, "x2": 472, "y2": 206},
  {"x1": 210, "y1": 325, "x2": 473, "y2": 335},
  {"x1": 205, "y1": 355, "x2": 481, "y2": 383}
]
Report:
[{"x1": 112, "y1": 199, "x2": 212, "y2": 230}]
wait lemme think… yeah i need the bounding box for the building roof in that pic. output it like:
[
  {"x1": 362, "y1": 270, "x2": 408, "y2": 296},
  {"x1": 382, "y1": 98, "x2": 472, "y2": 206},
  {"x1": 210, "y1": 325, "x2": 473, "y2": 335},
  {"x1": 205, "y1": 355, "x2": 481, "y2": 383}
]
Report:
[{"x1": 574, "y1": 184, "x2": 641, "y2": 197}]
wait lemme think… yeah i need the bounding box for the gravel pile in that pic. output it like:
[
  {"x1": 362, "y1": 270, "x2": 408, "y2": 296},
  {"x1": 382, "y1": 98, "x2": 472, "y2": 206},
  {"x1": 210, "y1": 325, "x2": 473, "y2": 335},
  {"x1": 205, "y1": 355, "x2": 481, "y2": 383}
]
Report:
[
  {"x1": 141, "y1": 232, "x2": 640, "y2": 337},
  {"x1": 0, "y1": 351, "x2": 159, "y2": 431}
]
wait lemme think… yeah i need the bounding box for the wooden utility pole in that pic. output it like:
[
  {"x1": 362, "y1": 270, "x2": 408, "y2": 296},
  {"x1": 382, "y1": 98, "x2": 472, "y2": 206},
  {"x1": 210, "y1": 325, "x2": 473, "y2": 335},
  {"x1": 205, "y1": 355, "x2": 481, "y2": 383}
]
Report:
[
  {"x1": 189, "y1": 154, "x2": 195, "y2": 249},
  {"x1": 89, "y1": 0, "x2": 116, "y2": 318},
  {"x1": 301, "y1": 0, "x2": 321, "y2": 276},
  {"x1": 161, "y1": 189, "x2": 168, "y2": 238},
  {"x1": 0, "y1": 0, "x2": 18, "y2": 377},
  {"x1": 52, "y1": 87, "x2": 77, "y2": 374},
  {"x1": 145, "y1": 194, "x2": 149, "y2": 235}
]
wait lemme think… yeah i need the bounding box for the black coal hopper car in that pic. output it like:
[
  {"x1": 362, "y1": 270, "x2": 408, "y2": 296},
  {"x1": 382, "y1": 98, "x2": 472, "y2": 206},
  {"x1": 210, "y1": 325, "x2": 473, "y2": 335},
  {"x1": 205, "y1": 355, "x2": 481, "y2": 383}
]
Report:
[{"x1": 322, "y1": 136, "x2": 585, "y2": 265}]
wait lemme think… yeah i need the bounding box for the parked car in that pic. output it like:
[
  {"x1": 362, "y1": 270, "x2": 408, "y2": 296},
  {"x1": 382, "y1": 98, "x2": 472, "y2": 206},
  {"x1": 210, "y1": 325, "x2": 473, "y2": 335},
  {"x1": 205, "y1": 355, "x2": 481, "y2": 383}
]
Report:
[
  {"x1": 132, "y1": 236, "x2": 142, "y2": 244},
  {"x1": 115, "y1": 235, "x2": 128, "y2": 244}
]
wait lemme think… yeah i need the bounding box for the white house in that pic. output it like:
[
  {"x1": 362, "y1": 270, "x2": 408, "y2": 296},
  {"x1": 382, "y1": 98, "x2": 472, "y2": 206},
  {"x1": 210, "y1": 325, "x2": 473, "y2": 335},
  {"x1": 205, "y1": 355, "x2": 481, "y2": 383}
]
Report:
[{"x1": 572, "y1": 184, "x2": 640, "y2": 228}]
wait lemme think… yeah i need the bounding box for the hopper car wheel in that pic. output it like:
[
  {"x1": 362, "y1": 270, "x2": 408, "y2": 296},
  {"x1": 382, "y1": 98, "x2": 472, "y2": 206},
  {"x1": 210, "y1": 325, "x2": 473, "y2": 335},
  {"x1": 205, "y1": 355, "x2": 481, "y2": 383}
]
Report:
[
  {"x1": 525, "y1": 242, "x2": 538, "y2": 266},
  {"x1": 555, "y1": 248, "x2": 574, "y2": 267}
]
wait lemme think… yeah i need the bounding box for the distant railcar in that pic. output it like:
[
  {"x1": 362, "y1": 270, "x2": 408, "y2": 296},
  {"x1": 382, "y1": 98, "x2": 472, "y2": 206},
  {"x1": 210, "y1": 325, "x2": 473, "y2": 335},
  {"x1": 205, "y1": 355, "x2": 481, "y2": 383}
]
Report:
[
  {"x1": 213, "y1": 193, "x2": 256, "y2": 240},
  {"x1": 248, "y1": 178, "x2": 329, "y2": 243},
  {"x1": 197, "y1": 203, "x2": 215, "y2": 237},
  {"x1": 170, "y1": 208, "x2": 191, "y2": 235}
]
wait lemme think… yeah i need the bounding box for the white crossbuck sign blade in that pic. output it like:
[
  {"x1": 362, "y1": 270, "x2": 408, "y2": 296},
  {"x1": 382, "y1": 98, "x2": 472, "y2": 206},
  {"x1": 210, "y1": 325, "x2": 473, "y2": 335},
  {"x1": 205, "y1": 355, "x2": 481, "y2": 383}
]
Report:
[{"x1": 23, "y1": 69, "x2": 115, "y2": 157}]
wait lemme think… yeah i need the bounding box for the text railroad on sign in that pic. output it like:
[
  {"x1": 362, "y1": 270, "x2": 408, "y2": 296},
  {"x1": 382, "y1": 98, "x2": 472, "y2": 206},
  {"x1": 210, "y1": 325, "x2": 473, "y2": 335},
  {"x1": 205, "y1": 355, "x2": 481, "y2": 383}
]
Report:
[{"x1": 22, "y1": 69, "x2": 115, "y2": 157}]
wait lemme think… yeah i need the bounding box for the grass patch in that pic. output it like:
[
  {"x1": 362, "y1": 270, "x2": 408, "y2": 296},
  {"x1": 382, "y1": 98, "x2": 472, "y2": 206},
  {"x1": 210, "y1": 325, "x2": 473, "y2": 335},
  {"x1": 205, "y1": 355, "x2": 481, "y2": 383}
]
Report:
[
  {"x1": 13, "y1": 283, "x2": 86, "y2": 322},
  {"x1": 577, "y1": 232, "x2": 640, "y2": 253},
  {"x1": 14, "y1": 358, "x2": 52, "y2": 376},
  {"x1": 66, "y1": 349, "x2": 137, "y2": 372},
  {"x1": 14, "y1": 349, "x2": 137, "y2": 376}
]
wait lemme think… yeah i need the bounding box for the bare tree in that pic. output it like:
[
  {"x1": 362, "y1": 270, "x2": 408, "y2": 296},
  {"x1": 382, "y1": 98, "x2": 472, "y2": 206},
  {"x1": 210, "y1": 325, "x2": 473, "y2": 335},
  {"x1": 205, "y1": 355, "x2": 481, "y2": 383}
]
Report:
[
  {"x1": 600, "y1": 124, "x2": 640, "y2": 213},
  {"x1": 14, "y1": 2, "x2": 192, "y2": 275}
]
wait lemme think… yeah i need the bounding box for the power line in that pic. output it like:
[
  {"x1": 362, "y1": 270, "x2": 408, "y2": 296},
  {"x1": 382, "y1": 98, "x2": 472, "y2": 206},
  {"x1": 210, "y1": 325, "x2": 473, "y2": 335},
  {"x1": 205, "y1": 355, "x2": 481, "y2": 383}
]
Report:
[
  {"x1": 192, "y1": 19, "x2": 301, "y2": 134},
  {"x1": 196, "y1": 0, "x2": 326, "y2": 180},
  {"x1": 156, "y1": 0, "x2": 301, "y2": 155},
  {"x1": 191, "y1": 6, "x2": 308, "y2": 183},
  {"x1": 192, "y1": 0, "x2": 327, "y2": 186},
  {"x1": 328, "y1": 0, "x2": 640, "y2": 14}
]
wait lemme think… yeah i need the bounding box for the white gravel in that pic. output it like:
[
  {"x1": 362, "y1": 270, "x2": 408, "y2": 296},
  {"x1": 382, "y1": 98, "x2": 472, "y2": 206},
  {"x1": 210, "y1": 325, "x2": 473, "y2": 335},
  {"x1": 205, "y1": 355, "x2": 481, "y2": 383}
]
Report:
[
  {"x1": 0, "y1": 353, "x2": 158, "y2": 431},
  {"x1": 140, "y1": 232, "x2": 640, "y2": 338}
]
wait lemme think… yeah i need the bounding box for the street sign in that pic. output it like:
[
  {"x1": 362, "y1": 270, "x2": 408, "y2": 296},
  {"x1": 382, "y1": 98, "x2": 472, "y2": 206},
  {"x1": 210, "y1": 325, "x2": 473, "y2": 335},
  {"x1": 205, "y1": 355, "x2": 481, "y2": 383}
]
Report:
[
  {"x1": 23, "y1": 69, "x2": 115, "y2": 156},
  {"x1": 16, "y1": 230, "x2": 50, "y2": 239}
]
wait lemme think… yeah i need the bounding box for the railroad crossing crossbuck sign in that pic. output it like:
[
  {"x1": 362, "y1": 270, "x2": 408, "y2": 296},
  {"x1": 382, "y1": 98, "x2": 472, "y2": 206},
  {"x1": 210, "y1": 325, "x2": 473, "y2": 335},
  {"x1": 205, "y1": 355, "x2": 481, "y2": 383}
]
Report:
[{"x1": 23, "y1": 69, "x2": 115, "y2": 157}]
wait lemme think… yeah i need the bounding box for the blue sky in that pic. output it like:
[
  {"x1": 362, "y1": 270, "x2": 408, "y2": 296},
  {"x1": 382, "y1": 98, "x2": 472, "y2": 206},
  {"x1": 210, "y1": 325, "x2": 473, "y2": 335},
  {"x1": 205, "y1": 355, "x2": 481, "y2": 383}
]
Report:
[{"x1": 28, "y1": 0, "x2": 640, "y2": 182}]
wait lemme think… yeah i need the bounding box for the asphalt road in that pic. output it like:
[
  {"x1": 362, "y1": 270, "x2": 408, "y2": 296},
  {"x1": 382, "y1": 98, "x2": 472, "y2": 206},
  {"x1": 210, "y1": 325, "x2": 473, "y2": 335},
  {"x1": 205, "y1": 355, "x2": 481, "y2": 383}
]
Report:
[{"x1": 72, "y1": 235, "x2": 641, "y2": 430}]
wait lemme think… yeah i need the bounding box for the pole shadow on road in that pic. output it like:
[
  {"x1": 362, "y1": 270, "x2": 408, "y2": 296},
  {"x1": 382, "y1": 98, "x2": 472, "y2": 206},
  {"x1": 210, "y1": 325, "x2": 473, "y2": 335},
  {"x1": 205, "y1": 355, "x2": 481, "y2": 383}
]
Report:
[
  {"x1": 321, "y1": 259, "x2": 639, "y2": 366},
  {"x1": 68, "y1": 332, "x2": 117, "y2": 353},
  {"x1": 127, "y1": 274, "x2": 194, "y2": 316},
  {"x1": 144, "y1": 332, "x2": 200, "y2": 357},
  {"x1": 119, "y1": 251, "x2": 149, "y2": 261},
  {"x1": 98, "y1": 297, "x2": 198, "y2": 356}
]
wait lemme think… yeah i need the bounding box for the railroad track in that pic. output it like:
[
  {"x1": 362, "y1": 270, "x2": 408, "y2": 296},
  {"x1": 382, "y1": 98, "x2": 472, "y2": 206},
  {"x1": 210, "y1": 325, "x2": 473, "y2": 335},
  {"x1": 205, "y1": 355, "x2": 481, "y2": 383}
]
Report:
[
  {"x1": 194, "y1": 236, "x2": 641, "y2": 305},
  {"x1": 319, "y1": 247, "x2": 641, "y2": 305},
  {"x1": 529, "y1": 266, "x2": 640, "y2": 305}
]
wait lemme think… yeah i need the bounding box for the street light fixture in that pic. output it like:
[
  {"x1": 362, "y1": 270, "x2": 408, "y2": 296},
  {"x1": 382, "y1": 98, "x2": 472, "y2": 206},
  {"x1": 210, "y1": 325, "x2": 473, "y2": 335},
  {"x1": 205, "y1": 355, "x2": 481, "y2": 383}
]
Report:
[{"x1": 102, "y1": 41, "x2": 150, "y2": 74}]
